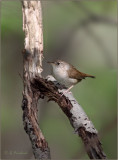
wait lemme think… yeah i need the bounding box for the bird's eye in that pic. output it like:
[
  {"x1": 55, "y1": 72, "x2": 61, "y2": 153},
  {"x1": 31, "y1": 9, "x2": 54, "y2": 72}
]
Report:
[{"x1": 57, "y1": 62, "x2": 60, "y2": 65}]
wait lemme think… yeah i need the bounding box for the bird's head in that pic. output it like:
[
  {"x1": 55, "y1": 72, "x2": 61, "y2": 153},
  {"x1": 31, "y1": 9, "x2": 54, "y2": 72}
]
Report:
[{"x1": 47, "y1": 60, "x2": 70, "y2": 71}]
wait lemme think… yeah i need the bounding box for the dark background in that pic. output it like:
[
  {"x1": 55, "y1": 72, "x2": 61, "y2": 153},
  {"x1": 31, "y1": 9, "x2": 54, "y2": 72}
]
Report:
[{"x1": 1, "y1": 1, "x2": 117, "y2": 159}]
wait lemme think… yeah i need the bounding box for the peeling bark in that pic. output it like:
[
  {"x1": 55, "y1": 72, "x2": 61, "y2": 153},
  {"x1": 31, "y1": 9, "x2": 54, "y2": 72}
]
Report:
[
  {"x1": 31, "y1": 76, "x2": 106, "y2": 159},
  {"x1": 22, "y1": 1, "x2": 43, "y2": 76},
  {"x1": 21, "y1": 1, "x2": 106, "y2": 159},
  {"x1": 21, "y1": 1, "x2": 50, "y2": 159}
]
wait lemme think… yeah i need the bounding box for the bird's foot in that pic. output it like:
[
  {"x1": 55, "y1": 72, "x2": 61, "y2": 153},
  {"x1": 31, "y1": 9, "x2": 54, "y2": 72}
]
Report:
[{"x1": 60, "y1": 90, "x2": 71, "y2": 97}]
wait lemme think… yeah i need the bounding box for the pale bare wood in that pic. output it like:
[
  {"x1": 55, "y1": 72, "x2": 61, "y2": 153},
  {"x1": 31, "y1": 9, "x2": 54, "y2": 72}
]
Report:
[
  {"x1": 31, "y1": 76, "x2": 107, "y2": 159},
  {"x1": 21, "y1": 1, "x2": 50, "y2": 159}
]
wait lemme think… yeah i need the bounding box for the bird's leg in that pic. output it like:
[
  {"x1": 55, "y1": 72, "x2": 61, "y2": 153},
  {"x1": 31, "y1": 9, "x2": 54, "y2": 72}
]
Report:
[
  {"x1": 65, "y1": 85, "x2": 74, "y2": 93},
  {"x1": 61, "y1": 85, "x2": 74, "y2": 97}
]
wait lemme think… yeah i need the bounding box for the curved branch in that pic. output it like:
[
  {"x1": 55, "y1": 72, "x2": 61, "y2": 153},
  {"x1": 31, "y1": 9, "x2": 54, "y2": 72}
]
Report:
[{"x1": 31, "y1": 75, "x2": 107, "y2": 159}]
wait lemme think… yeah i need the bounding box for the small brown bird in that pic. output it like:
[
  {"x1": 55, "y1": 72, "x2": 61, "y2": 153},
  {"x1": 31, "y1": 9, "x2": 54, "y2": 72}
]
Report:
[{"x1": 48, "y1": 60, "x2": 95, "y2": 93}]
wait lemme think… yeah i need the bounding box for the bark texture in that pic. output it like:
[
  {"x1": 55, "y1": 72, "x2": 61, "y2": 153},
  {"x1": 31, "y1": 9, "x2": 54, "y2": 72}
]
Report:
[
  {"x1": 31, "y1": 76, "x2": 107, "y2": 159},
  {"x1": 21, "y1": 1, "x2": 106, "y2": 159},
  {"x1": 22, "y1": 1, "x2": 50, "y2": 159}
]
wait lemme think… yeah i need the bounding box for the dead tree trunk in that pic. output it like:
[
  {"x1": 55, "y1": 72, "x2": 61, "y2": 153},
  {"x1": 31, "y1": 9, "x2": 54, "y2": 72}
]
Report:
[
  {"x1": 21, "y1": 1, "x2": 50, "y2": 159},
  {"x1": 21, "y1": 1, "x2": 106, "y2": 159}
]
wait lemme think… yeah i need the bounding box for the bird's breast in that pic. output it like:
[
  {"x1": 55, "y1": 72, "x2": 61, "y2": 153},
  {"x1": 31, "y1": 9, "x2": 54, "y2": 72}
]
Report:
[{"x1": 52, "y1": 68, "x2": 78, "y2": 87}]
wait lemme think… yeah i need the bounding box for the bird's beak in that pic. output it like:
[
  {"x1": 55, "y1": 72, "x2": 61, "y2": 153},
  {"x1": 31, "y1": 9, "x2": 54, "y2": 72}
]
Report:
[{"x1": 47, "y1": 61, "x2": 55, "y2": 64}]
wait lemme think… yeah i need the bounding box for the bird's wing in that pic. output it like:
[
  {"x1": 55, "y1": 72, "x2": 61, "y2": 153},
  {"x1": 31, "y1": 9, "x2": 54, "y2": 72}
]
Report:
[{"x1": 67, "y1": 65, "x2": 84, "y2": 81}]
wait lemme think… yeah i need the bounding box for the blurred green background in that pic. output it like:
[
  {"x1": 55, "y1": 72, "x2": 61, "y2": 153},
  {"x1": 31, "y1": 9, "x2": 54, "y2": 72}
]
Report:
[{"x1": 1, "y1": 1, "x2": 117, "y2": 159}]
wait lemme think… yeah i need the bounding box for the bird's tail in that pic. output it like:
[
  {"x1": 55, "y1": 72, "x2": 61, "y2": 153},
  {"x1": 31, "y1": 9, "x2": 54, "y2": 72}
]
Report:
[{"x1": 81, "y1": 73, "x2": 95, "y2": 79}]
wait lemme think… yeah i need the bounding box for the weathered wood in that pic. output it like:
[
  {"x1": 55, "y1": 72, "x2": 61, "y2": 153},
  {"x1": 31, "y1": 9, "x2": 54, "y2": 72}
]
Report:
[
  {"x1": 21, "y1": 1, "x2": 50, "y2": 159},
  {"x1": 31, "y1": 76, "x2": 106, "y2": 159},
  {"x1": 21, "y1": 1, "x2": 106, "y2": 159}
]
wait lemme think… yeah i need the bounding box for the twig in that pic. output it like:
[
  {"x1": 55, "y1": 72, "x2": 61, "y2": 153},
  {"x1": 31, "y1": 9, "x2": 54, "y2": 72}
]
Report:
[{"x1": 18, "y1": 72, "x2": 23, "y2": 81}]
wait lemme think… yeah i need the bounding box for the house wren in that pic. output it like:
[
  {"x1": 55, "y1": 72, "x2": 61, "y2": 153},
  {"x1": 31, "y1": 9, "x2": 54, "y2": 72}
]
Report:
[{"x1": 48, "y1": 60, "x2": 95, "y2": 93}]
